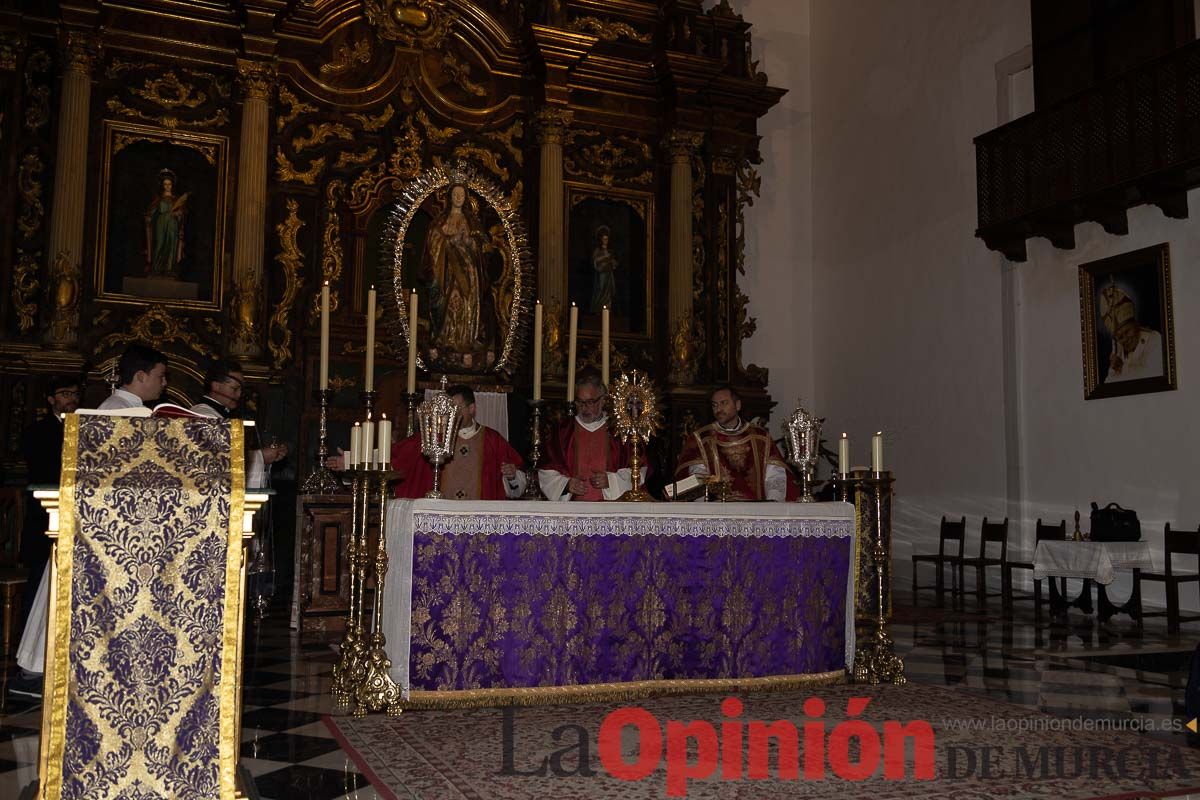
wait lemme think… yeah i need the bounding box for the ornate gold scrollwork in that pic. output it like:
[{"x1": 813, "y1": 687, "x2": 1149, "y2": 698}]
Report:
[
  {"x1": 0, "y1": 30, "x2": 24, "y2": 71},
  {"x1": 112, "y1": 131, "x2": 217, "y2": 166},
  {"x1": 364, "y1": 0, "x2": 455, "y2": 47},
  {"x1": 106, "y1": 98, "x2": 230, "y2": 131},
  {"x1": 734, "y1": 161, "x2": 767, "y2": 385},
  {"x1": 293, "y1": 122, "x2": 354, "y2": 152},
  {"x1": 17, "y1": 152, "x2": 44, "y2": 240},
  {"x1": 236, "y1": 59, "x2": 277, "y2": 102},
  {"x1": 669, "y1": 310, "x2": 697, "y2": 385},
  {"x1": 327, "y1": 375, "x2": 358, "y2": 392},
  {"x1": 335, "y1": 148, "x2": 379, "y2": 169},
  {"x1": 276, "y1": 148, "x2": 326, "y2": 185},
  {"x1": 449, "y1": 144, "x2": 507, "y2": 182},
  {"x1": 230, "y1": 272, "x2": 262, "y2": 356},
  {"x1": 63, "y1": 31, "x2": 100, "y2": 75},
  {"x1": 131, "y1": 71, "x2": 207, "y2": 110},
  {"x1": 441, "y1": 51, "x2": 487, "y2": 97},
  {"x1": 348, "y1": 104, "x2": 394, "y2": 132},
  {"x1": 12, "y1": 251, "x2": 39, "y2": 333},
  {"x1": 45, "y1": 251, "x2": 81, "y2": 348},
  {"x1": 483, "y1": 119, "x2": 524, "y2": 166},
  {"x1": 277, "y1": 84, "x2": 318, "y2": 133},
  {"x1": 97, "y1": 305, "x2": 214, "y2": 358},
  {"x1": 23, "y1": 49, "x2": 50, "y2": 133},
  {"x1": 320, "y1": 39, "x2": 372, "y2": 77},
  {"x1": 542, "y1": 298, "x2": 565, "y2": 378},
  {"x1": 314, "y1": 181, "x2": 345, "y2": 321},
  {"x1": 715, "y1": 198, "x2": 729, "y2": 371},
  {"x1": 564, "y1": 131, "x2": 653, "y2": 187},
  {"x1": 690, "y1": 153, "x2": 707, "y2": 367},
  {"x1": 416, "y1": 110, "x2": 457, "y2": 144},
  {"x1": 569, "y1": 16, "x2": 652, "y2": 43},
  {"x1": 270, "y1": 199, "x2": 306, "y2": 369}
]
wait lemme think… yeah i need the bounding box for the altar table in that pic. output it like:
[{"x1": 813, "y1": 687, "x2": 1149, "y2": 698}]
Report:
[{"x1": 381, "y1": 499, "x2": 856, "y2": 705}]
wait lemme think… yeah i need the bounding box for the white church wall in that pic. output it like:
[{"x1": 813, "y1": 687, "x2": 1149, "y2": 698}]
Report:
[{"x1": 806, "y1": 0, "x2": 1030, "y2": 584}]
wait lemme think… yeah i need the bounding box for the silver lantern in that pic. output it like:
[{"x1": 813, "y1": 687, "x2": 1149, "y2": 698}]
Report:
[
  {"x1": 417, "y1": 376, "x2": 461, "y2": 499},
  {"x1": 783, "y1": 399, "x2": 823, "y2": 503}
]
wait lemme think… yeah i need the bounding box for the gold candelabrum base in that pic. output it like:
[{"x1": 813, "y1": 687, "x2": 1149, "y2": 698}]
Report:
[
  {"x1": 330, "y1": 465, "x2": 404, "y2": 716},
  {"x1": 851, "y1": 471, "x2": 906, "y2": 685},
  {"x1": 301, "y1": 389, "x2": 342, "y2": 494},
  {"x1": 522, "y1": 399, "x2": 546, "y2": 500},
  {"x1": 617, "y1": 431, "x2": 653, "y2": 502}
]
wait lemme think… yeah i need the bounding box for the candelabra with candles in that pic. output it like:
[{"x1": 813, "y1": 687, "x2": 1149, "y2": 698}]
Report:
[
  {"x1": 852, "y1": 470, "x2": 905, "y2": 685},
  {"x1": 301, "y1": 388, "x2": 341, "y2": 494},
  {"x1": 417, "y1": 378, "x2": 460, "y2": 499}
]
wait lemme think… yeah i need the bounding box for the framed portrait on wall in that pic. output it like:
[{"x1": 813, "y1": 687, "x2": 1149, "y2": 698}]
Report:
[
  {"x1": 1079, "y1": 242, "x2": 1177, "y2": 400},
  {"x1": 565, "y1": 182, "x2": 654, "y2": 341},
  {"x1": 94, "y1": 120, "x2": 229, "y2": 309}
]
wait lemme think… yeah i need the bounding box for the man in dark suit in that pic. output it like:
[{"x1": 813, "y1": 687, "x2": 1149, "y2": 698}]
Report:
[{"x1": 12, "y1": 375, "x2": 80, "y2": 698}]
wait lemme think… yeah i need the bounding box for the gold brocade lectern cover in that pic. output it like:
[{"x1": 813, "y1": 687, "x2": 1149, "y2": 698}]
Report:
[{"x1": 42, "y1": 416, "x2": 245, "y2": 800}]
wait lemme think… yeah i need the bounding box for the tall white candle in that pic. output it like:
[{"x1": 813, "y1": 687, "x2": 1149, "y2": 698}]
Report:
[
  {"x1": 350, "y1": 422, "x2": 362, "y2": 467},
  {"x1": 362, "y1": 419, "x2": 374, "y2": 467},
  {"x1": 364, "y1": 285, "x2": 376, "y2": 392},
  {"x1": 406, "y1": 290, "x2": 419, "y2": 394},
  {"x1": 532, "y1": 301, "x2": 543, "y2": 401},
  {"x1": 378, "y1": 414, "x2": 392, "y2": 466},
  {"x1": 566, "y1": 303, "x2": 578, "y2": 403},
  {"x1": 872, "y1": 432, "x2": 884, "y2": 474},
  {"x1": 839, "y1": 433, "x2": 849, "y2": 476},
  {"x1": 319, "y1": 281, "x2": 330, "y2": 390},
  {"x1": 601, "y1": 305, "x2": 610, "y2": 387}
]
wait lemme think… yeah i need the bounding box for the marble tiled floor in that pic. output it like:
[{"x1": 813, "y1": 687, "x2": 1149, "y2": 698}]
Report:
[{"x1": 1, "y1": 588, "x2": 1197, "y2": 799}]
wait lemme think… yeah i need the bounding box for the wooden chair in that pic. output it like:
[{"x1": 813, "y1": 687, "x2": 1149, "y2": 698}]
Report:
[
  {"x1": 912, "y1": 516, "x2": 966, "y2": 607},
  {"x1": 1138, "y1": 523, "x2": 1200, "y2": 633},
  {"x1": 0, "y1": 488, "x2": 27, "y2": 661},
  {"x1": 1002, "y1": 518, "x2": 1065, "y2": 614},
  {"x1": 960, "y1": 517, "x2": 1009, "y2": 608}
]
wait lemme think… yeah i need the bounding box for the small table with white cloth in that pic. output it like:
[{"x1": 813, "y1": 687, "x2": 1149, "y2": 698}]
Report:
[{"x1": 1033, "y1": 540, "x2": 1154, "y2": 625}]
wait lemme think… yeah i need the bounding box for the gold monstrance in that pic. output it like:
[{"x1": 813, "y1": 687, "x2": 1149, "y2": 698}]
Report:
[{"x1": 612, "y1": 370, "x2": 661, "y2": 502}]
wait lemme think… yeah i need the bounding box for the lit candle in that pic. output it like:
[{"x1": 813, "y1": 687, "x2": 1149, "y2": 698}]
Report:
[
  {"x1": 601, "y1": 305, "x2": 610, "y2": 386},
  {"x1": 566, "y1": 303, "x2": 578, "y2": 404},
  {"x1": 319, "y1": 281, "x2": 330, "y2": 390},
  {"x1": 364, "y1": 285, "x2": 376, "y2": 392},
  {"x1": 872, "y1": 432, "x2": 884, "y2": 474},
  {"x1": 378, "y1": 414, "x2": 392, "y2": 466},
  {"x1": 406, "y1": 290, "x2": 419, "y2": 394},
  {"x1": 532, "y1": 300, "x2": 543, "y2": 402},
  {"x1": 350, "y1": 422, "x2": 362, "y2": 467},
  {"x1": 839, "y1": 432, "x2": 849, "y2": 476},
  {"x1": 362, "y1": 419, "x2": 374, "y2": 467}
]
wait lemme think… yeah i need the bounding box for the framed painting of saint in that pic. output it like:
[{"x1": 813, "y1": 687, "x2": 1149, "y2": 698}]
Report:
[
  {"x1": 565, "y1": 182, "x2": 654, "y2": 341},
  {"x1": 1079, "y1": 242, "x2": 1177, "y2": 400},
  {"x1": 385, "y1": 162, "x2": 532, "y2": 377},
  {"x1": 94, "y1": 121, "x2": 229, "y2": 309}
]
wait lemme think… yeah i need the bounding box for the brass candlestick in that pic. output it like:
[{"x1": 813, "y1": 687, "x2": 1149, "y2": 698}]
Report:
[
  {"x1": 852, "y1": 471, "x2": 905, "y2": 685},
  {"x1": 301, "y1": 388, "x2": 341, "y2": 494},
  {"x1": 612, "y1": 370, "x2": 660, "y2": 503},
  {"x1": 522, "y1": 399, "x2": 546, "y2": 500},
  {"x1": 417, "y1": 378, "x2": 459, "y2": 499},
  {"x1": 331, "y1": 465, "x2": 367, "y2": 712},
  {"x1": 353, "y1": 465, "x2": 403, "y2": 716}
]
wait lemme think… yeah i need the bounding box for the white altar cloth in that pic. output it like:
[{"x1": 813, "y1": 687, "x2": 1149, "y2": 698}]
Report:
[
  {"x1": 1034, "y1": 540, "x2": 1154, "y2": 585},
  {"x1": 381, "y1": 499, "x2": 857, "y2": 697}
]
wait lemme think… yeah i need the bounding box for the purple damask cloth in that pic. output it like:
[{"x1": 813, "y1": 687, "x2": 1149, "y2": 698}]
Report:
[{"x1": 401, "y1": 516, "x2": 852, "y2": 693}]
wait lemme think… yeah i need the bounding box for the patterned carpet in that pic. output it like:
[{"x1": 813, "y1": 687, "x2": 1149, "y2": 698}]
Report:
[{"x1": 326, "y1": 682, "x2": 1200, "y2": 799}]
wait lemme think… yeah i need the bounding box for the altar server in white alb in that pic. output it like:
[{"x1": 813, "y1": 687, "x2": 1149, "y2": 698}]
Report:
[{"x1": 96, "y1": 343, "x2": 169, "y2": 410}]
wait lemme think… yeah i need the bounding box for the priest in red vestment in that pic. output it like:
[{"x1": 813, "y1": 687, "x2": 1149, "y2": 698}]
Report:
[
  {"x1": 538, "y1": 369, "x2": 638, "y2": 501},
  {"x1": 675, "y1": 385, "x2": 788, "y2": 501},
  {"x1": 390, "y1": 385, "x2": 526, "y2": 500}
]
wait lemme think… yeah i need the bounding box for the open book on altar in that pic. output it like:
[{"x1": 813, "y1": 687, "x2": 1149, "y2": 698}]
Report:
[
  {"x1": 667, "y1": 473, "x2": 707, "y2": 501},
  {"x1": 77, "y1": 405, "x2": 256, "y2": 426}
]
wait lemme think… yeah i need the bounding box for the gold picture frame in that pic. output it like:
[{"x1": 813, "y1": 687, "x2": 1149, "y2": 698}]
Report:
[
  {"x1": 1079, "y1": 242, "x2": 1177, "y2": 400},
  {"x1": 94, "y1": 120, "x2": 230, "y2": 310},
  {"x1": 565, "y1": 181, "x2": 655, "y2": 342}
]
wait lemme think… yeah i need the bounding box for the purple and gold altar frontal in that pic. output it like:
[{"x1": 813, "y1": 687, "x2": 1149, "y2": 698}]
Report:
[
  {"x1": 382, "y1": 500, "x2": 856, "y2": 708},
  {"x1": 40, "y1": 415, "x2": 245, "y2": 800}
]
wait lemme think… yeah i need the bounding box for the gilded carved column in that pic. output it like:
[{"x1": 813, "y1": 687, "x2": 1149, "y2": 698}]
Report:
[
  {"x1": 666, "y1": 130, "x2": 703, "y2": 384},
  {"x1": 534, "y1": 106, "x2": 573, "y2": 377},
  {"x1": 229, "y1": 59, "x2": 277, "y2": 359},
  {"x1": 44, "y1": 32, "x2": 99, "y2": 350}
]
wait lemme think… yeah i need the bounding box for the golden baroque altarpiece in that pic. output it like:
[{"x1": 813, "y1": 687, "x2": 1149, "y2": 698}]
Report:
[{"x1": 0, "y1": 0, "x2": 785, "y2": 490}]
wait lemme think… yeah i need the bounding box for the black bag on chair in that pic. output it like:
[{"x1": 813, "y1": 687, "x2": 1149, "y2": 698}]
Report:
[{"x1": 1090, "y1": 502, "x2": 1141, "y2": 542}]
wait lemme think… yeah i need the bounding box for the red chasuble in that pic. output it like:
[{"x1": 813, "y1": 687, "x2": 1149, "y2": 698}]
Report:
[
  {"x1": 390, "y1": 425, "x2": 524, "y2": 500},
  {"x1": 539, "y1": 417, "x2": 633, "y2": 500},
  {"x1": 674, "y1": 421, "x2": 786, "y2": 501}
]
